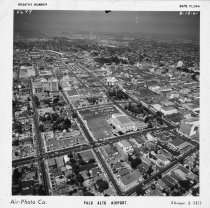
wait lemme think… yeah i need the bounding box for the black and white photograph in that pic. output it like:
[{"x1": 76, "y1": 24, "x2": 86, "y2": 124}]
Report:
[{"x1": 12, "y1": 10, "x2": 200, "y2": 197}]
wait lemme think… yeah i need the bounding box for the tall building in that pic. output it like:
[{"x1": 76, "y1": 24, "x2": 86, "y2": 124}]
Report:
[
  {"x1": 177, "y1": 60, "x2": 183, "y2": 68},
  {"x1": 49, "y1": 78, "x2": 59, "y2": 91}
]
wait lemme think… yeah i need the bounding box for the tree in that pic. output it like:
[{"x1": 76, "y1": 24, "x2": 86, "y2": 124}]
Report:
[
  {"x1": 68, "y1": 153, "x2": 73, "y2": 159},
  {"x1": 143, "y1": 175, "x2": 148, "y2": 180},
  {"x1": 147, "y1": 165, "x2": 153, "y2": 176},
  {"x1": 96, "y1": 179, "x2": 109, "y2": 193},
  {"x1": 12, "y1": 140, "x2": 19, "y2": 146},
  {"x1": 79, "y1": 159, "x2": 86, "y2": 165},
  {"x1": 39, "y1": 116, "x2": 46, "y2": 122},
  {"x1": 33, "y1": 95, "x2": 40, "y2": 107},
  {"x1": 128, "y1": 155, "x2": 132, "y2": 162},
  {"x1": 162, "y1": 189, "x2": 166, "y2": 194},
  {"x1": 13, "y1": 168, "x2": 22, "y2": 184},
  {"x1": 151, "y1": 184, "x2": 156, "y2": 190},
  {"x1": 72, "y1": 111, "x2": 77, "y2": 118},
  {"x1": 64, "y1": 118, "x2": 71, "y2": 128},
  {"x1": 118, "y1": 131, "x2": 123, "y2": 135},
  {"x1": 70, "y1": 158, "x2": 77, "y2": 164},
  {"x1": 136, "y1": 187, "x2": 145, "y2": 196},
  {"x1": 192, "y1": 187, "x2": 199, "y2": 196},
  {"x1": 77, "y1": 153, "x2": 82, "y2": 159},
  {"x1": 174, "y1": 183, "x2": 179, "y2": 189},
  {"x1": 38, "y1": 185, "x2": 46, "y2": 195},
  {"x1": 170, "y1": 186, "x2": 174, "y2": 192},
  {"x1": 148, "y1": 121, "x2": 153, "y2": 129},
  {"x1": 39, "y1": 124, "x2": 45, "y2": 132},
  {"x1": 157, "y1": 117, "x2": 163, "y2": 125},
  {"x1": 179, "y1": 186, "x2": 187, "y2": 195},
  {"x1": 67, "y1": 178, "x2": 74, "y2": 185},
  {"x1": 84, "y1": 192, "x2": 95, "y2": 196},
  {"x1": 53, "y1": 97, "x2": 60, "y2": 104},
  {"x1": 178, "y1": 179, "x2": 191, "y2": 191},
  {"x1": 191, "y1": 74, "x2": 197, "y2": 81},
  {"x1": 51, "y1": 113, "x2": 59, "y2": 122},
  {"x1": 13, "y1": 121, "x2": 22, "y2": 134},
  {"x1": 131, "y1": 157, "x2": 142, "y2": 169},
  {"x1": 75, "y1": 174, "x2": 84, "y2": 184},
  {"x1": 128, "y1": 102, "x2": 132, "y2": 111},
  {"x1": 88, "y1": 158, "x2": 95, "y2": 164},
  {"x1": 172, "y1": 189, "x2": 180, "y2": 196},
  {"x1": 156, "y1": 111, "x2": 163, "y2": 118},
  {"x1": 144, "y1": 116, "x2": 151, "y2": 123}
]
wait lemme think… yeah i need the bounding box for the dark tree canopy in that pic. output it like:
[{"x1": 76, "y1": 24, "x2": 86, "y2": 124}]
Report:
[{"x1": 96, "y1": 179, "x2": 109, "y2": 193}]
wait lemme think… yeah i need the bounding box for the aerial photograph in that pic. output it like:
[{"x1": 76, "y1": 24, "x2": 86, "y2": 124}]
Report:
[{"x1": 12, "y1": 10, "x2": 200, "y2": 196}]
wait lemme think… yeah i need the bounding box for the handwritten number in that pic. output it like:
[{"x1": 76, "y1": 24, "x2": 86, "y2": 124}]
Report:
[{"x1": 16, "y1": 10, "x2": 32, "y2": 15}]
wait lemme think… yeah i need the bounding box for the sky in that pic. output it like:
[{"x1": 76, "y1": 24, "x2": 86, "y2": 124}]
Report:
[{"x1": 14, "y1": 11, "x2": 200, "y2": 40}]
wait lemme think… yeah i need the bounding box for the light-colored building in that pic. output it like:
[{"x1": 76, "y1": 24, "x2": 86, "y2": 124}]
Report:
[
  {"x1": 160, "y1": 106, "x2": 178, "y2": 116},
  {"x1": 19, "y1": 66, "x2": 35, "y2": 78},
  {"x1": 177, "y1": 60, "x2": 184, "y2": 68},
  {"x1": 40, "y1": 77, "x2": 59, "y2": 92},
  {"x1": 49, "y1": 78, "x2": 59, "y2": 91},
  {"x1": 179, "y1": 118, "x2": 199, "y2": 137},
  {"x1": 108, "y1": 114, "x2": 137, "y2": 133},
  {"x1": 116, "y1": 140, "x2": 133, "y2": 155},
  {"x1": 106, "y1": 77, "x2": 118, "y2": 86},
  {"x1": 146, "y1": 133, "x2": 157, "y2": 142}
]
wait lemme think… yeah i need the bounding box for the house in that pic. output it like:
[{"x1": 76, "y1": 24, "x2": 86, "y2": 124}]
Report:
[
  {"x1": 155, "y1": 179, "x2": 167, "y2": 190},
  {"x1": 173, "y1": 169, "x2": 186, "y2": 180},
  {"x1": 91, "y1": 167, "x2": 102, "y2": 178},
  {"x1": 156, "y1": 154, "x2": 170, "y2": 166},
  {"x1": 146, "y1": 133, "x2": 157, "y2": 142},
  {"x1": 79, "y1": 150, "x2": 95, "y2": 162},
  {"x1": 145, "y1": 188, "x2": 163, "y2": 196},
  {"x1": 56, "y1": 157, "x2": 65, "y2": 168},
  {"x1": 162, "y1": 175, "x2": 176, "y2": 188},
  {"x1": 116, "y1": 140, "x2": 133, "y2": 155},
  {"x1": 63, "y1": 155, "x2": 70, "y2": 164},
  {"x1": 48, "y1": 158, "x2": 56, "y2": 167}
]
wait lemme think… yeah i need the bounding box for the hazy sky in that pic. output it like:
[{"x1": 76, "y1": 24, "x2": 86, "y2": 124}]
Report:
[{"x1": 14, "y1": 11, "x2": 200, "y2": 40}]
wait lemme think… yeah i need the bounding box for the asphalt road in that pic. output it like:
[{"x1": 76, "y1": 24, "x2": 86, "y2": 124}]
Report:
[
  {"x1": 14, "y1": 52, "x2": 199, "y2": 196},
  {"x1": 126, "y1": 144, "x2": 199, "y2": 196},
  {"x1": 12, "y1": 157, "x2": 35, "y2": 166},
  {"x1": 73, "y1": 61, "x2": 200, "y2": 196},
  {"x1": 94, "y1": 149, "x2": 123, "y2": 196},
  {"x1": 29, "y1": 79, "x2": 49, "y2": 195},
  {"x1": 58, "y1": 59, "x2": 124, "y2": 194}
]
